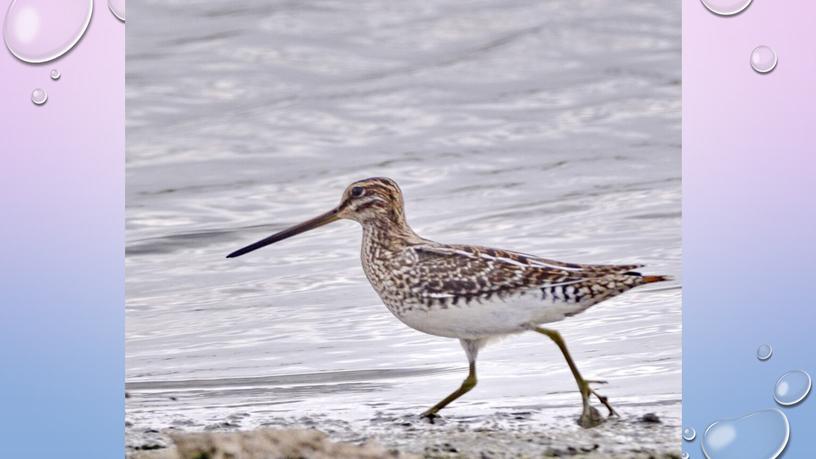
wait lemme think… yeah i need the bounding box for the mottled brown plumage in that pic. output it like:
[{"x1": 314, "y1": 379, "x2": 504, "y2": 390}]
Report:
[{"x1": 227, "y1": 177, "x2": 670, "y2": 427}]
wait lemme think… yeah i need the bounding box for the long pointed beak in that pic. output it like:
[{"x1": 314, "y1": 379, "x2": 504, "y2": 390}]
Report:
[{"x1": 226, "y1": 208, "x2": 340, "y2": 258}]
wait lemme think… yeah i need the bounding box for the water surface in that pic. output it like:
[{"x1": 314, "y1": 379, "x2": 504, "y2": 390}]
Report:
[{"x1": 126, "y1": 0, "x2": 681, "y2": 453}]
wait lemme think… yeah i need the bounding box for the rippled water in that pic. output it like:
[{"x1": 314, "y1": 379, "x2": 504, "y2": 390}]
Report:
[{"x1": 126, "y1": 0, "x2": 680, "y2": 451}]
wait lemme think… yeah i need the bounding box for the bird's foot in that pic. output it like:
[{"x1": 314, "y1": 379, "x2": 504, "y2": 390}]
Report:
[
  {"x1": 577, "y1": 405, "x2": 604, "y2": 428},
  {"x1": 419, "y1": 409, "x2": 440, "y2": 423},
  {"x1": 576, "y1": 381, "x2": 618, "y2": 428}
]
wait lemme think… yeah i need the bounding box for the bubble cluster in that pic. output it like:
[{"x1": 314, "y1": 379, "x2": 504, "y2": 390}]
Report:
[
  {"x1": 690, "y1": 347, "x2": 811, "y2": 458},
  {"x1": 699, "y1": 0, "x2": 781, "y2": 77}
]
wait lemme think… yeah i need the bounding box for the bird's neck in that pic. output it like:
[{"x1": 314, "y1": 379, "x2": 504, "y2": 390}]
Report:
[
  {"x1": 361, "y1": 212, "x2": 423, "y2": 253},
  {"x1": 359, "y1": 213, "x2": 424, "y2": 296}
]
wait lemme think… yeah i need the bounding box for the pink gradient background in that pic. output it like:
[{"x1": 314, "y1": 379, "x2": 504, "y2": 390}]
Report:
[
  {"x1": 684, "y1": 0, "x2": 816, "y2": 457},
  {"x1": 0, "y1": 0, "x2": 124, "y2": 456}
]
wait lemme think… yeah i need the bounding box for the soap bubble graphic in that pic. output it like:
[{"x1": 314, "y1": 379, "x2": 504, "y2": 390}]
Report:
[
  {"x1": 681, "y1": 452, "x2": 689, "y2": 459},
  {"x1": 774, "y1": 370, "x2": 811, "y2": 406},
  {"x1": 751, "y1": 46, "x2": 777, "y2": 74},
  {"x1": 701, "y1": 409, "x2": 789, "y2": 459},
  {"x1": 682, "y1": 427, "x2": 696, "y2": 441},
  {"x1": 756, "y1": 344, "x2": 772, "y2": 361},
  {"x1": 700, "y1": 0, "x2": 752, "y2": 16},
  {"x1": 3, "y1": 0, "x2": 93, "y2": 63},
  {"x1": 50, "y1": 68, "x2": 60, "y2": 80},
  {"x1": 31, "y1": 87, "x2": 47, "y2": 105},
  {"x1": 108, "y1": 0, "x2": 125, "y2": 22}
]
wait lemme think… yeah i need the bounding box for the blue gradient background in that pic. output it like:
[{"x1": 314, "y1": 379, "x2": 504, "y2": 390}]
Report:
[
  {"x1": 0, "y1": 0, "x2": 124, "y2": 456},
  {"x1": 684, "y1": 0, "x2": 816, "y2": 457}
]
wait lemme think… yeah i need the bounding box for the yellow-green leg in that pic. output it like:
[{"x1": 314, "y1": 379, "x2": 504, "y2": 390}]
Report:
[
  {"x1": 534, "y1": 327, "x2": 617, "y2": 428},
  {"x1": 420, "y1": 361, "x2": 477, "y2": 419}
]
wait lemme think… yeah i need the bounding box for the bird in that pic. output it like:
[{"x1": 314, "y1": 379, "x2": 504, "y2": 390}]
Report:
[{"x1": 226, "y1": 177, "x2": 670, "y2": 428}]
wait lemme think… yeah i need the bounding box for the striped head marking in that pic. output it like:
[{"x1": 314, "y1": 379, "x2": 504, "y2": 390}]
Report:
[
  {"x1": 226, "y1": 177, "x2": 408, "y2": 258},
  {"x1": 337, "y1": 177, "x2": 405, "y2": 224}
]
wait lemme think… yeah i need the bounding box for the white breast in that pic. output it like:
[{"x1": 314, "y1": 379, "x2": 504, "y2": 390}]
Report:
[{"x1": 386, "y1": 290, "x2": 591, "y2": 340}]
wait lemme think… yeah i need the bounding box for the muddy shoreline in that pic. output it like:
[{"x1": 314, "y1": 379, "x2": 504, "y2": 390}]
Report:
[{"x1": 129, "y1": 404, "x2": 681, "y2": 458}]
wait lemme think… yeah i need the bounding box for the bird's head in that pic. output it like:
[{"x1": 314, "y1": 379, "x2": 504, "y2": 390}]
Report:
[
  {"x1": 336, "y1": 177, "x2": 406, "y2": 224},
  {"x1": 226, "y1": 177, "x2": 407, "y2": 258}
]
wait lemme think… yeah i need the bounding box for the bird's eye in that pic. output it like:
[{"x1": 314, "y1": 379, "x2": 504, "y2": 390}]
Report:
[{"x1": 350, "y1": 186, "x2": 365, "y2": 198}]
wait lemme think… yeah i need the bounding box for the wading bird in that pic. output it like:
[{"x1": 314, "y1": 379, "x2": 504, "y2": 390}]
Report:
[{"x1": 227, "y1": 177, "x2": 669, "y2": 427}]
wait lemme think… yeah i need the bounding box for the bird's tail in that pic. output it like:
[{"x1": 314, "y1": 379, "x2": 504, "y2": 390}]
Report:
[
  {"x1": 639, "y1": 274, "x2": 673, "y2": 284},
  {"x1": 622, "y1": 271, "x2": 673, "y2": 285}
]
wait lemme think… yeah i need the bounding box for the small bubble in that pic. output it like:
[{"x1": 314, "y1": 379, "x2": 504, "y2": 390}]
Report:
[
  {"x1": 681, "y1": 452, "x2": 690, "y2": 459},
  {"x1": 50, "y1": 69, "x2": 60, "y2": 80},
  {"x1": 108, "y1": 0, "x2": 125, "y2": 22},
  {"x1": 756, "y1": 344, "x2": 772, "y2": 361},
  {"x1": 3, "y1": 0, "x2": 94, "y2": 64},
  {"x1": 31, "y1": 87, "x2": 48, "y2": 105},
  {"x1": 683, "y1": 426, "x2": 697, "y2": 441},
  {"x1": 751, "y1": 46, "x2": 778, "y2": 74},
  {"x1": 774, "y1": 370, "x2": 811, "y2": 406},
  {"x1": 702, "y1": 409, "x2": 789, "y2": 459},
  {"x1": 700, "y1": 0, "x2": 752, "y2": 16}
]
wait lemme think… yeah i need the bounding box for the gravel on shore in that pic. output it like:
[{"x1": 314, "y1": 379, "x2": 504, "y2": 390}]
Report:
[{"x1": 130, "y1": 409, "x2": 682, "y2": 459}]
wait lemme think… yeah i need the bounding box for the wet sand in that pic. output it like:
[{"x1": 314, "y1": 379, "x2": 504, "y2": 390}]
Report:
[{"x1": 129, "y1": 404, "x2": 680, "y2": 458}]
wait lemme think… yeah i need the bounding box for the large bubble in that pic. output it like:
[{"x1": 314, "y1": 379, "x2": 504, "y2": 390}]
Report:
[{"x1": 3, "y1": 0, "x2": 93, "y2": 64}]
